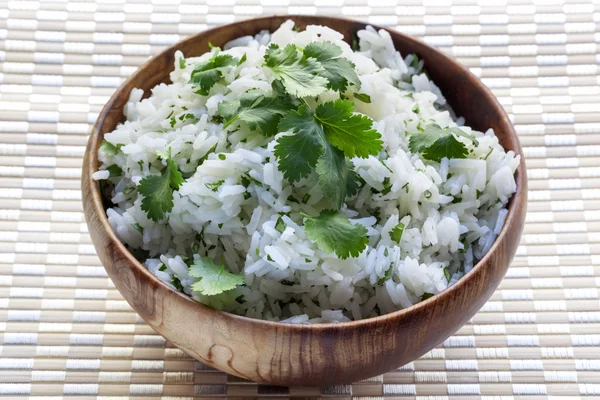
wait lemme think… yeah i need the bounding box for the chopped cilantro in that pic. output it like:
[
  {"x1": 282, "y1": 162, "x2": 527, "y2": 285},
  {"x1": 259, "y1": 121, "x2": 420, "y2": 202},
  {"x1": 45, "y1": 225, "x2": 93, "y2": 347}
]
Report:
[
  {"x1": 353, "y1": 93, "x2": 371, "y2": 103},
  {"x1": 107, "y1": 164, "x2": 122, "y2": 178},
  {"x1": 444, "y1": 267, "x2": 451, "y2": 282},
  {"x1": 132, "y1": 223, "x2": 143, "y2": 234},
  {"x1": 138, "y1": 149, "x2": 183, "y2": 221},
  {"x1": 179, "y1": 57, "x2": 185, "y2": 69},
  {"x1": 408, "y1": 124, "x2": 479, "y2": 162},
  {"x1": 263, "y1": 43, "x2": 328, "y2": 98},
  {"x1": 275, "y1": 216, "x2": 285, "y2": 233},
  {"x1": 421, "y1": 292, "x2": 435, "y2": 301},
  {"x1": 100, "y1": 140, "x2": 121, "y2": 156},
  {"x1": 424, "y1": 190, "x2": 432, "y2": 199},
  {"x1": 205, "y1": 180, "x2": 224, "y2": 192},
  {"x1": 189, "y1": 256, "x2": 244, "y2": 296},
  {"x1": 381, "y1": 177, "x2": 392, "y2": 195},
  {"x1": 238, "y1": 53, "x2": 247, "y2": 65},
  {"x1": 218, "y1": 154, "x2": 226, "y2": 160},
  {"x1": 189, "y1": 53, "x2": 239, "y2": 96},
  {"x1": 483, "y1": 146, "x2": 494, "y2": 160},
  {"x1": 172, "y1": 276, "x2": 184, "y2": 292},
  {"x1": 377, "y1": 263, "x2": 394, "y2": 285},
  {"x1": 302, "y1": 210, "x2": 369, "y2": 259},
  {"x1": 123, "y1": 187, "x2": 135, "y2": 195},
  {"x1": 390, "y1": 221, "x2": 405, "y2": 244}
]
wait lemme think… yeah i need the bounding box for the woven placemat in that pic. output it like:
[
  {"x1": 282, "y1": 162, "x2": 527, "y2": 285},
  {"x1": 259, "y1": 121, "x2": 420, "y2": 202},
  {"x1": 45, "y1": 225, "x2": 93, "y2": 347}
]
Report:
[{"x1": 1, "y1": 0, "x2": 599, "y2": 398}]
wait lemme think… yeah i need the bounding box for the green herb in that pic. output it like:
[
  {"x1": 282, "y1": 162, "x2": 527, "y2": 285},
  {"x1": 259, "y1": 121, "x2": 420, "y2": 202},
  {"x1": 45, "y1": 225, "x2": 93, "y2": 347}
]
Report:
[
  {"x1": 315, "y1": 100, "x2": 382, "y2": 158},
  {"x1": 305, "y1": 258, "x2": 312, "y2": 263},
  {"x1": 275, "y1": 216, "x2": 285, "y2": 233},
  {"x1": 107, "y1": 164, "x2": 122, "y2": 178},
  {"x1": 189, "y1": 256, "x2": 244, "y2": 296},
  {"x1": 351, "y1": 32, "x2": 359, "y2": 51},
  {"x1": 424, "y1": 190, "x2": 432, "y2": 199},
  {"x1": 132, "y1": 223, "x2": 143, "y2": 234},
  {"x1": 169, "y1": 117, "x2": 176, "y2": 127},
  {"x1": 238, "y1": 53, "x2": 247, "y2": 65},
  {"x1": 267, "y1": 254, "x2": 274, "y2": 262},
  {"x1": 263, "y1": 43, "x2": 328, "y2": 98},
  {"x1": 377, "y1": 263, "x2": 394, "y2": 285},
  {"x1": 381, "y1": 177, "x2": 392, "y2": 195},
  {"x1": 408, "y1": 124, "x2": 479, "y2": 162},
  {"x1": 172, "y1": 276, "x2": 184, "y2": 292},
  {"x1": 123, "y1": 187, "x2": 135, "y2": 195},
  {"x1": 192, "y1": 242, "x2": 200, "y2": 254},
  {"x1": 402, "y1": 182, "x2": 409, "y2": 193},
  {"x1": 444, "y1": 267, "x2": 451, "y2": 282},
  {"x1": 197, "y1": 143, "x2": 217, "y2": 167},
  {"x1": 275, "y1": 100, "x2": 381, "y2": 209},
  {"x1": 483, "y1": 146, "x2": 494, "y2": 160},
  {"x1": 302, "y1": 193, "x2": 311, "y2": 203},
  {"x1": 218, "y1": 81, "x2": 298, "y2": 136},
  {"x1": 303, "y1": 41, "x2": 360, "y2": 92},
  {"x1": 138, "y1": 148, "x2": 184, "y2": 221},
  {"x1": 389, "y1": 221, "x2": 405, "y2": 244},
  {"x1": 205, "y1": 180, "x2": 224, "y2": 192},
  {"x1": 476, "y1": 189, "x2": 483, "y2": 198},
  {"x1": 353, "y1": 93, "x2": 371, "y2": 103},
  {"x1": 158, "y1": 263, "x2": 166, "y2": 272},
  {"x1": 218, "y1": 154, "x2": 226, "y2": 160},
  {"x1": 179, "y1": 57, "x2": 186, "y2": 69},
  {"x1": 410, "y1": 54, "x2": 420, "y2": 70},
  {"x1": 421, "y1": 292, "x2": 435, "y2": 301},
  {"x1": 189, "y1": 53, "x2": 239, "y2": 96},
  {"x1": 218, "y1": 223, "x2": 223, "y2": 229},
  {"x1": 100, "y1": 140, "x2": 121, "y2": 156},
  {"x1": 412, "y1": 104, "x2": 420, "y2": 113},
  {"x1": 302, "y1": 210, "x2": 369, "y2": 259}
]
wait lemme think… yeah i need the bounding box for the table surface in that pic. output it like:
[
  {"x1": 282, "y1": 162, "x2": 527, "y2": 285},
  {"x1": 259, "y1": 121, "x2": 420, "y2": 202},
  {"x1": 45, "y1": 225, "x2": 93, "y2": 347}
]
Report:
[{"x1": 1, "y1": 0, "x2": 600, "y2": 398}]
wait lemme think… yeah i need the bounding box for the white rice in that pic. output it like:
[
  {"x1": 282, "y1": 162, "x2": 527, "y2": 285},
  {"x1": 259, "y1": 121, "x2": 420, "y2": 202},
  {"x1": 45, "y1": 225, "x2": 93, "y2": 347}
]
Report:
[{"x1": 94, "y1": 21, "x2": 519, "y2": 323}]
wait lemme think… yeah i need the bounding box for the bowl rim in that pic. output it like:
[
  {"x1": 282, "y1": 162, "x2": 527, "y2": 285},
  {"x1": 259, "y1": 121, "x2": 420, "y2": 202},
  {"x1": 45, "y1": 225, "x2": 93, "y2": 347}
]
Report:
[{"x1": 85, "y1": 14, "x2": 527, "y2": 331}]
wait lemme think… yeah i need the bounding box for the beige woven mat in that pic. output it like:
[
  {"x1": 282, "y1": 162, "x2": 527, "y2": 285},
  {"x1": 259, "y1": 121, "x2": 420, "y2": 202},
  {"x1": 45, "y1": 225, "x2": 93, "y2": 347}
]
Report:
[{"x1": 1, "y1": 0, "x2": 600, "y2": 398}]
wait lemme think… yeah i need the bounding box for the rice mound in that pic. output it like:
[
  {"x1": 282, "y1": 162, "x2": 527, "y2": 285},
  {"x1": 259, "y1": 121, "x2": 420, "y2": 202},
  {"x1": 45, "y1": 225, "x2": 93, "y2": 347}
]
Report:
[{"x1": 94, "y1": 21, "x2": 519, "y2": 323}]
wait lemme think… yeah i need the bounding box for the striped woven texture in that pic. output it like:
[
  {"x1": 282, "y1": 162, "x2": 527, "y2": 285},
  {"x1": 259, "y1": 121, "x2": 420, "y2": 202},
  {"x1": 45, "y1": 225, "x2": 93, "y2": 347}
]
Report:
[{"x1": 1, "y1": 0, "x2": 600, "y2": 398}]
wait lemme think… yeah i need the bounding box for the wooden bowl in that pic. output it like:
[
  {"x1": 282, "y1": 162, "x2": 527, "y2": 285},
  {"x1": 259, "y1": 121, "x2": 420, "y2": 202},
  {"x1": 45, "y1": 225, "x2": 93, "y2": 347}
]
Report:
[{"x1": 82, "y1": 15, "x2": 527, "y2": 386}]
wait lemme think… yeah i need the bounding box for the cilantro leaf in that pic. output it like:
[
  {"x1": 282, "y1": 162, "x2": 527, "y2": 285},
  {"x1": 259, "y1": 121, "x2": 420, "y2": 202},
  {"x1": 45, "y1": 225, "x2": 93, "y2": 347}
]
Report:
[
  {"x1": 353, "y1": 93, "x2": 371, "y2": 103},
  {"x1": 389, "y1": 221, "x2": 405, "y2": 244},
  {"x1": 302, "y1": 210, "x2": 369, "y2": 259},
  {"x1": 315, "y1": 99, "x2": 382, "y2": 158},
  {"x1": 219, "y1": 82, "x2": 298, "y2": 136},
  {"x1": 138, "y1": 151, "x2": 183, "y2": 222},
  {"x1": 264, "y1": 44, "x2": 328, "y2": 98},
  {"x1": 345, "y1": 163, "x2": 362, "y2": 198},
  {"x1": 189, "y1": 257, "x2": 244, "y2": 296},
  {"x1": 316, "y1": 143, "x2": 350, "y2": 209},
  {"x1": 100, "y1": 140, "x2": 121, "y2": 156},
  {"x1": 303, "y1": 41, "x2": 360, "y2": 92},
  {"x1": 190, "y1": 53, "x2": 239, "y2": 96},
  {"x1": 275, "y1": 104, "x2": 326, "y2": 182},
  {"x1": 409, "y1": 124, "x2": 478, "y2": 162}
]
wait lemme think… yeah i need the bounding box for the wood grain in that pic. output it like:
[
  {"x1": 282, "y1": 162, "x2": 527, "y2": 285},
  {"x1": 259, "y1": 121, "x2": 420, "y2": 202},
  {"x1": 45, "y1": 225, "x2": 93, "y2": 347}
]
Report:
[{"x1": 82, "y1": 15, "x2": 527, "y2": 386}]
